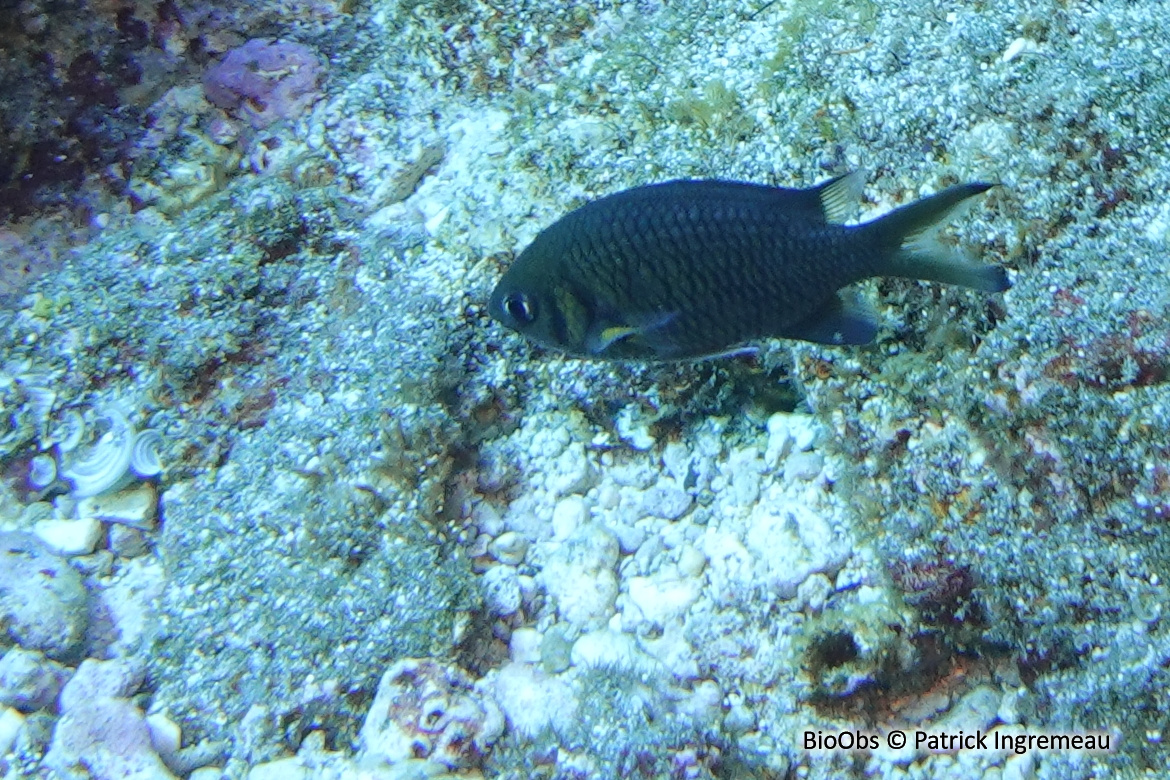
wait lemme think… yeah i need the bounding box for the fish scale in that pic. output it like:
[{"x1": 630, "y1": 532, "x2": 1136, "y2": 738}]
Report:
[{"x1": 490, "y1": 174, "x2": 1009, "y2": 361}]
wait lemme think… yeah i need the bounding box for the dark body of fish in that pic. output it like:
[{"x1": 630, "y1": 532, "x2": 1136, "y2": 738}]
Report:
[{"x1": 489, "y1": 173, "x2": 1009, "y2": 361}]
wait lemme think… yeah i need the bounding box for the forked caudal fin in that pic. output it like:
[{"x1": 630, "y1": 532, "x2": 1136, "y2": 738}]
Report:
[{"x1": 870, "y1": 183, "x2": 1010, "y2": 293}]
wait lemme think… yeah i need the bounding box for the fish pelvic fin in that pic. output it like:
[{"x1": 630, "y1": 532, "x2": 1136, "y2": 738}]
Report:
[{"x1": 871, "y1": 183, "x2": 1010, "y2": 293}]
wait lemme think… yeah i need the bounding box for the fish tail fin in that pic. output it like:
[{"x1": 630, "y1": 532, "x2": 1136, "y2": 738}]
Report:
[{"x1": 870, "y1": 183, "x2": 1010, "y2": 292}]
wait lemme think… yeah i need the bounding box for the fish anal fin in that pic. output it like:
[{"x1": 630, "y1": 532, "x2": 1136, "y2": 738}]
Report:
[{"x1": 780, "y1": 293, "x2": 877, "y2": 346}]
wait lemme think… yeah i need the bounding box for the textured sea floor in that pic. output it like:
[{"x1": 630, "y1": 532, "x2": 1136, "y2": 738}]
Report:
[{"x1": 0, "y1": 0, "x2": 1168, "y2": 777}]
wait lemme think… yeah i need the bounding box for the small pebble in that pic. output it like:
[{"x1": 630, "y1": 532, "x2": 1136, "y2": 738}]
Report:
[
  {"x1": 677, "y1": 545, "x2": 707, "y2": 577},
  {"x1": 559, "y1": 523, "x2": 619, "y2": 570},
  {"x1": 1002, "y1": 752, "x2": 1036, "y2": 780},
  {"x1": 46, "y1": 695, "x2": 176, "y2": 780},
  {"x1": 659, "y1": 522, "x2": 687, "y2": 550},
  {"x1": 540, "y1": 625, "x2": 573, "y2": 674},
  {"x1": 491, "y1": 662, "x2": 577, "y2": 739},
  {"x1": 34, "y1": 517, "x2": 102, "y2": 557},
  {"x1": 489, "y1": 531, "x2": 528, "y2": 565},
  {"x1": 795, "y1": 573, "x2": 832, "y2": 614},
  {"x1": 609, "y1": 461, "x2": 658, "y2": 489},
  {"x1": 190, "y1": 769, "x2": 225, "y2": 780},
  {"x1": 509, "y1": 627, "x2": 542, "y2": 664},
  {"x1": 146, "y1": 712, "x2": 182, "y2": 759},
  {"x1": 551, "y1": 496, "x2": 588, "y2": 540},
  {"x1": 516, "y1": 574, "x2": 537, "y2": 606},
  {"x1": 247, "y1": 758, "x2": 307, "y2": 780},
  {"x1": 626, "y1": 576, "x2": 700, "y2": 625},
  {"x1": 473, "y1": 502, "x2": 505, "y2": 537},
  {"x1": 481, "y1": 565, "x2": 522, "y2": 617},
  {"x1": 570, "y1": 628, "x2": 646, "y2": 671},
  {"x1": 997, "y1": 687, "x2": 1031, "y2": 725},
  {"x1": 549, "y1": 443, "x2": 596, "y2": 496},
  {"x1": 679, "y1": 679, "x2": 721, "y2": 721},
  {"x1": 467, "y1": 533, "x2": 490, "y2": 558},
  {"x1": 0, "y1": 708, "x2": 24, "y2": 757},
  {"x1": 0, "y1": 531, "x2": 89, "y2": 660},
  {"x1": 610, "y1": 521, "x2": 646, "y2": 556},
  {"x1": 1001, "y1": 37, "x2": 1038, "y2": 63},
  {"x1": 661, "y1": 441, "x2": 691, "y2": 482},
  {"x1": 938, "y1": 685, "x2": 999, "y2": 732},
  {"x1": 70, "y1": 549, "x2": 115, "y2": 577},
  {"x1": 783, "y1": 451, "x2": 823, "y2": 481},
  {"x1": 641, "y1": 483, "x2": 692, "y2": 520},
  {"x1": 765, "y1": 413, "x2": 795, "y2": 467},
  {"x1": 109, "y1": 524, "x2": 150, "y2": 558},
  {"x1": 0, "y1": 648, "x2": 67, "y2": 711},
  {"x1": 724, "y1": 703, "x2": 756, "y2": 735},
  {"x1": 729, "y1": 466, "x2": 761, "y2": 506},
  {"x1": 77, "y1": 483, "x2": 158, "y2": 530},
  {"x1": 632, "y1": 534, "x2": 664, "y2": 575},
  {"x1": 615, "y1": 407, "x2": 655, "y2": 450},
  {"x1": 789, "y1": 415, "x2": 818, "y2": 451},
  {"x1": 59, "y1": 658, "x2": 144, "y2": 710},
  {"x1": 595, "y1": 483, "x2": 620, "y2": 510},
  {"x1": 545, "y1": 566, "x2": 617, "y2": 627}
]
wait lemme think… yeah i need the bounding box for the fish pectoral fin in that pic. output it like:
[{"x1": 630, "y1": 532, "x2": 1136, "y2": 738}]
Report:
[
  {"x1": 589, "y1": 325, "x2": 640, "y2": 353},
  {"x1": 780, "y1": 293, "x2": 877, "y2": 346},
  {"x1": 585, "y1": 311, "x2": 677, "y2": 355}
]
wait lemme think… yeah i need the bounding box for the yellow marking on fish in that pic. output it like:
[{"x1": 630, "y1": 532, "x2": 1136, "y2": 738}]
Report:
[
  {"x1": 597, "y1": 326, "x2": 638, "y2": 350},
  {"x1": 554, "y1": 286, "x2": 590, "y2": 351}
]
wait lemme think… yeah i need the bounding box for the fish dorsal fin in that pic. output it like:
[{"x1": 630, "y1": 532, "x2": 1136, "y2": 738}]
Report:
[{"x1": 812, "y1": 171, "x2": 865, "y2": 224}]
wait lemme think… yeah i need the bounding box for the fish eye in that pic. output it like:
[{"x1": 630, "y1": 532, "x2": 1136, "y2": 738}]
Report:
[{"x1": 504, "y1": 292, "x2": 536, "y2": 325}]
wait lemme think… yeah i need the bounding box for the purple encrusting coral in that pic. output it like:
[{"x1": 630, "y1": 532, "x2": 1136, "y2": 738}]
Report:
[{"x1": 202, "y1": 39, "x2": 324, "y2": 129}]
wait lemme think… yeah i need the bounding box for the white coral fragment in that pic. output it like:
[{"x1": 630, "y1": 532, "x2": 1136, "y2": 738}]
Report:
[
  {"x1": 55, "y1": 410, "x2": 85, "y2": 453},
  {"x1": 1001, "y1": 37, "x2": 1039, "y2": 63},
  {"x1": 28, "y1": 455, "x2": 57, "y2": 489},
  {"x1": 60, "y1": 408, "x2": 164, "y2": 498},
  {"x1": 61, "y1": 408, "x2": 135, "y2": 498},
  {"x1": 130, "y1": 430, "x2": 163, "y2": 477}
]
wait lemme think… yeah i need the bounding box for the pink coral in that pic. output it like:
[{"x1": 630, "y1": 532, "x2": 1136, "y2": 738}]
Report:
[
  {"x1": 202, "y1": 39, "x2": 323, "y2": 129},
  {"x1": 46, "y1": 659, "x2": 173, "y2": 780},
  {"x1": 47, "y1": 697, "x2": 175, "y2": 780}
]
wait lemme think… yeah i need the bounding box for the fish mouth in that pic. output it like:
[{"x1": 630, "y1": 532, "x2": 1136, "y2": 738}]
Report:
[{"x1": 487, "y1": 289, "x2": 503, "y2": 324}]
